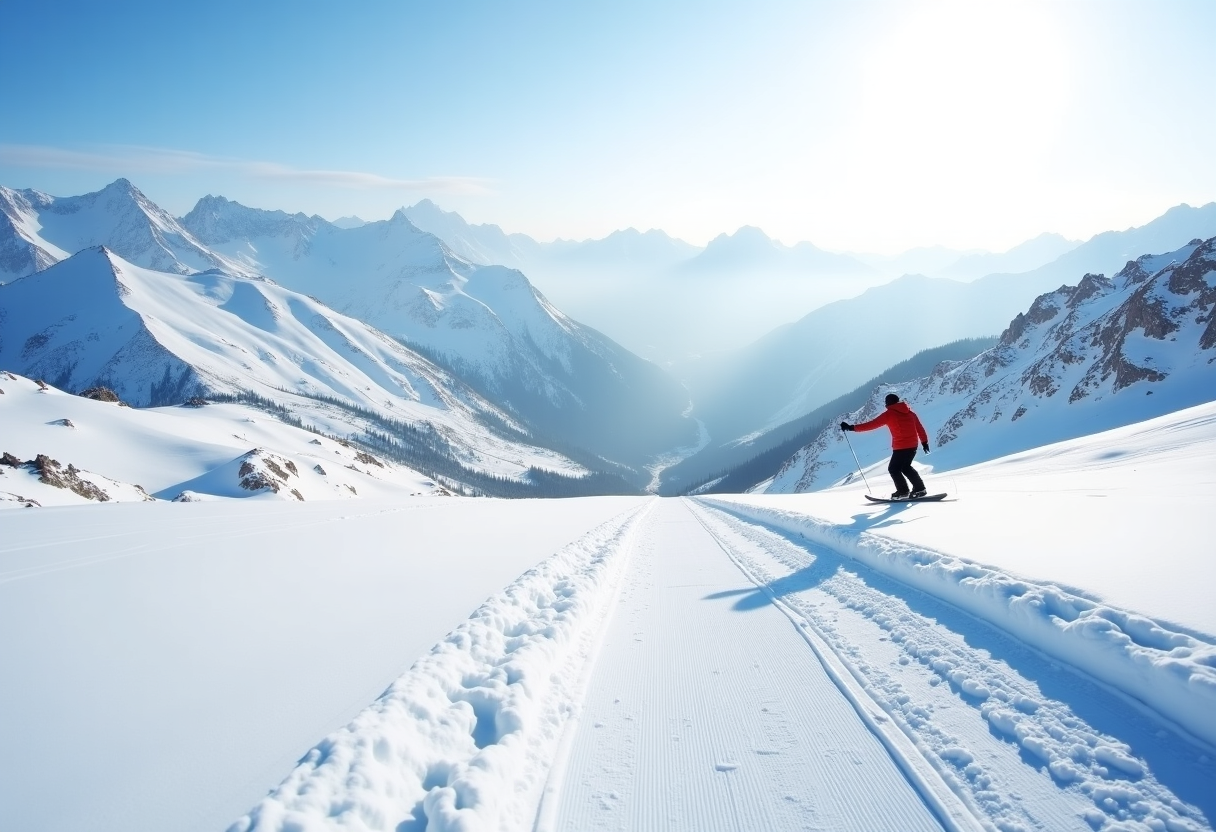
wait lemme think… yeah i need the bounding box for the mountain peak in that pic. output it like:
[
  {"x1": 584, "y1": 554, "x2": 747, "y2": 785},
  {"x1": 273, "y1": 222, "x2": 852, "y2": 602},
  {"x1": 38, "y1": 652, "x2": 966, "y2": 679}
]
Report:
[
  {"x1": 100, "y1": 177, "x2": 144, "y2": 201},
  {"x1": 714, "y1": 226, "x2": 774, "y2": 245}
]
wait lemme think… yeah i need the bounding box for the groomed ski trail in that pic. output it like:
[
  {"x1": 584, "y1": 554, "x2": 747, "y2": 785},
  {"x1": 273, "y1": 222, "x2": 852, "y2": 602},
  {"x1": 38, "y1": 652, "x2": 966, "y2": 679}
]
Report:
[
  {"x1": 544, "y1": 497, "x2": 956, "y2": 832},
  {"x1": 686, "y1": 499, "x2": 1214, "y2": 832}
]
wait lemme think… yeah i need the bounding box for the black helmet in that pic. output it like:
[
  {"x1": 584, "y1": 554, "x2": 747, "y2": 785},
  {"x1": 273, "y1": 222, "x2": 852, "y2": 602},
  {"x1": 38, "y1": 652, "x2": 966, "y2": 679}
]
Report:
[{"x1": 885, "y1": 393, "x2": 900, "y2": 405}]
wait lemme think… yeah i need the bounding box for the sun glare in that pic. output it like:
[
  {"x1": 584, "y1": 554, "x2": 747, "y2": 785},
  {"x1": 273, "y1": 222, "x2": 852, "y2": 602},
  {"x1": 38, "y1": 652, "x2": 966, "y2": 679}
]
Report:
[{"x1": 807, "y1": 1, "x2": 1074, "y2": 251}]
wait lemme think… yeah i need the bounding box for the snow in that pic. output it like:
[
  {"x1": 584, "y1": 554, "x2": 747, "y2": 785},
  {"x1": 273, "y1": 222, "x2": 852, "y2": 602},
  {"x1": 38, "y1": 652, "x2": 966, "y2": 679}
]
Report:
[
  {"x1": 232, "y1": 502, "x2": 651, "y2": 832},
  {"x1": 0, "y1": 180, "x2": 253, "y2": 281},
  {"x1": 0, "y1": 496, "x2": 648, "y2": 832},
  {"x1": 0, "y1": 372, "x2": 446, "y2": 503},
  {"x1": 686, "y1": 502, "x2": 1213, "y2": 832},
  {"x1": 544, "y1": 499, "x2": 952, "y2": 832}
]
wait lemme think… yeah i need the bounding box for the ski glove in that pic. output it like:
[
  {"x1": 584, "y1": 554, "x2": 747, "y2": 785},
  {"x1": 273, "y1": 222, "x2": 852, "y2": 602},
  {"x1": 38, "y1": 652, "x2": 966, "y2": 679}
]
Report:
[
  {"x1": 922, "y1": 441, "x2": 930, "y2": 453},
  {"x1": 840, "y1": 422, "x2": 855, "y2": 431}
]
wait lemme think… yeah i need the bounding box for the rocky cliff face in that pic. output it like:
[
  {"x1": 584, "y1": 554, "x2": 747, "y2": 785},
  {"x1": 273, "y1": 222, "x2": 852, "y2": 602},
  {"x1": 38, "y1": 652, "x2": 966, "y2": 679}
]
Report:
[{"x1": 764, "y1": 238, "x2": 1216, "y2": 493}]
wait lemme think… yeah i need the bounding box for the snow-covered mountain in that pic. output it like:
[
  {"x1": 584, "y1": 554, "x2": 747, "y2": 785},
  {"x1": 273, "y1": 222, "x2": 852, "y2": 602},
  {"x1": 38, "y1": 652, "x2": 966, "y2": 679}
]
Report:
[
  {"x1": 0, "y1": 246, "x2": 611, "y2": 495},
  {"x1": 401, "y1": 198, "x2": 539, "y2": 269},
  {"x1": 179, "y1": 194, "x2": 697, "y2": 469},
  {"x1": 763, "y1": 236, "x2": 1216, "y2": 492},
  {"x1": 0, "y1": 179, "x2": 252, "y2": 282}
]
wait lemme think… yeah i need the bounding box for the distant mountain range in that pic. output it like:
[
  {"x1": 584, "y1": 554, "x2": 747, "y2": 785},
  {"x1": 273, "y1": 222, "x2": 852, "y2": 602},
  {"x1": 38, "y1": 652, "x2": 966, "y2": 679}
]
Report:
[
  {"x1": 398, "y1": 202, "x2": 1087, "y2": 364},
  {"x1": 763, "y1": 236, "x2": 1216, "y2": 493}
]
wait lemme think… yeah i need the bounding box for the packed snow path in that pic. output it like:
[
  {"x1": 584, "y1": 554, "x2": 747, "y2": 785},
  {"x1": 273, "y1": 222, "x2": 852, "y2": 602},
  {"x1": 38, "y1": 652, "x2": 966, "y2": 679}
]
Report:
[{"x1": 543, "y1": 498, "x2": 952, "y2": 831}]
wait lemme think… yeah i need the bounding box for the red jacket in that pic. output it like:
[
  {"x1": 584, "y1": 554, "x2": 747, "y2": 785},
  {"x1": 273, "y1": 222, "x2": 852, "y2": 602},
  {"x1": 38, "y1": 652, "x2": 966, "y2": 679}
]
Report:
[{"x1": 853, "y1": 402, "x2": 928, "y2": 450}]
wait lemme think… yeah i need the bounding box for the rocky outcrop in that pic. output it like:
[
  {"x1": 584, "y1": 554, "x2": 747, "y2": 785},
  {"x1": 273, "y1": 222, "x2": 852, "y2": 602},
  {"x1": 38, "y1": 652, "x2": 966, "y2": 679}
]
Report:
[
  {"x1": 238, "y1": 449, "x2": 305, "y2": 500},
  {"x1": 80, "y1": 386, "x2": 122, "y2": 403}
]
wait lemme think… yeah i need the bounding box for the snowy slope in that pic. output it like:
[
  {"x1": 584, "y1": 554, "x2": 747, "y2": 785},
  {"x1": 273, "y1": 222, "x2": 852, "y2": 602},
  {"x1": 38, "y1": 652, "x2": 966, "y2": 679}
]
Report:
[
  {"x1": 0, "y1": 249, "x2": 595, "y2": 491},
  {"x1": 0, "y1": 372, "x2": 451, "y2": 505},
  {"x1": 766, "y1": 237, "x2": 1216, "y2": 492},
  {"x1": 0, "y1": 179, "x2": 252, "y2": 281},
  {"x1": 180, "y1": 195, "x2": 696, "y2": 468}
]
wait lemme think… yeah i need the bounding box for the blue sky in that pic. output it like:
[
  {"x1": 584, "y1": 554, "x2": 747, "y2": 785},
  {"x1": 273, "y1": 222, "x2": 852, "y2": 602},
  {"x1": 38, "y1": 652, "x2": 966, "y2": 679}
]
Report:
[{"x1": 2, "y1": 0, "x2": 1214, "y2": 253}]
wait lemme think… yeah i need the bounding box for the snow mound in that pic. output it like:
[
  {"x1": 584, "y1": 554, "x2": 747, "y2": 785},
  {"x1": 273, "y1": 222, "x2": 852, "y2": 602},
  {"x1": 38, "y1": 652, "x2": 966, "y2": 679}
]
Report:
[
  {"x1": 229, "y1": 502, "x2": 651, "y2": 832},
  {"x1": 699, "y1": 498, "x2": 1216, "y2": 750}
]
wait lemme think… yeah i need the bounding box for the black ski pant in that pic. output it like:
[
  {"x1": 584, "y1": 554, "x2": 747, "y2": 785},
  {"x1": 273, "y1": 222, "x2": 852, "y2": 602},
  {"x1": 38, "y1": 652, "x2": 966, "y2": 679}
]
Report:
[{"x1": 888, "y1": 447, "x2": 925, "y2": 494}]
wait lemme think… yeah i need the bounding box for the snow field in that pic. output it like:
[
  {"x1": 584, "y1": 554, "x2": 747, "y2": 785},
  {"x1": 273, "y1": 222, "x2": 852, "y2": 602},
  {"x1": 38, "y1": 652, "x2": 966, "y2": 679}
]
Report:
[
  {"x1": 690, "y1": 501, "x2": 1214, "y2": 832},
  {"x1": 699, "y1": 496, "x2": 1216, "y2": 754},
  {"x1": 229, "y1": 500, "x2": 654, "y2": 832},
  {"x1": 0, "y1": 496, "x2": 648, "y2": 832}
]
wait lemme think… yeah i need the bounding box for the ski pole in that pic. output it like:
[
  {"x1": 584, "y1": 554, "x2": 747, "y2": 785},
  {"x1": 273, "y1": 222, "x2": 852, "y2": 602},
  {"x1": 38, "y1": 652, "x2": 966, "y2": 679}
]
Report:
[{"x1": 842, "y1": 429, "x2": 873, "y2": 495}]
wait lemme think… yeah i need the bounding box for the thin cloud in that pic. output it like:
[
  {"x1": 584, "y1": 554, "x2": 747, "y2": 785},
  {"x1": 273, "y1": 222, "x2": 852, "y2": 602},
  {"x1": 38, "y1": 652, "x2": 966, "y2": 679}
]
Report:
[{"x1": 0, "y1": 144, "x2": 494, "y2": 195}]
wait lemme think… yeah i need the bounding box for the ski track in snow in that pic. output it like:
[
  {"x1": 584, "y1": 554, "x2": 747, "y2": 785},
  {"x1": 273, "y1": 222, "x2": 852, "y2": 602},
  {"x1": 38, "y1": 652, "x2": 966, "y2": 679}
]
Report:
[
  {"x1": 228, "y1": 501, "x2": 654, "y2": 832},
  {"x1": 546, "y1": 498, "x2": 950, "y2": 832},
  {"x1": 689, "y1": 500, "x2": 1215, "y2": 832}
]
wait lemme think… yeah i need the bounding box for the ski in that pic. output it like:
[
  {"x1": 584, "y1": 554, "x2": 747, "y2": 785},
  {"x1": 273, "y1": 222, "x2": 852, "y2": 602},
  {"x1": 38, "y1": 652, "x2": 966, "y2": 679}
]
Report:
[{"x1": 865, "y1": 493, "x2": 948, "y2": 503}]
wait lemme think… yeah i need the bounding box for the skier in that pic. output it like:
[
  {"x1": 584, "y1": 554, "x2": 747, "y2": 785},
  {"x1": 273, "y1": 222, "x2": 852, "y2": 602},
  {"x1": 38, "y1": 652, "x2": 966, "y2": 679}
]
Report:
[{"x1": 840, "y1": 393, "x2": 931, "y2": 500}]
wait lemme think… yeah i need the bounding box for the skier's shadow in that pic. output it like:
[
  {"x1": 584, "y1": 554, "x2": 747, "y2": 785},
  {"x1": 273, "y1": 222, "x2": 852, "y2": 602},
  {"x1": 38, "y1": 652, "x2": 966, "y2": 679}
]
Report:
[
  {"x1": 844, "y1": 502, "x2": 927, "y2": 532},
  {"x1": 702, "y1": 504, "x2": 917, "y2": 612},
  {"x1": 705, "y1": 552, "x2": 841, "y2": 611}
]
